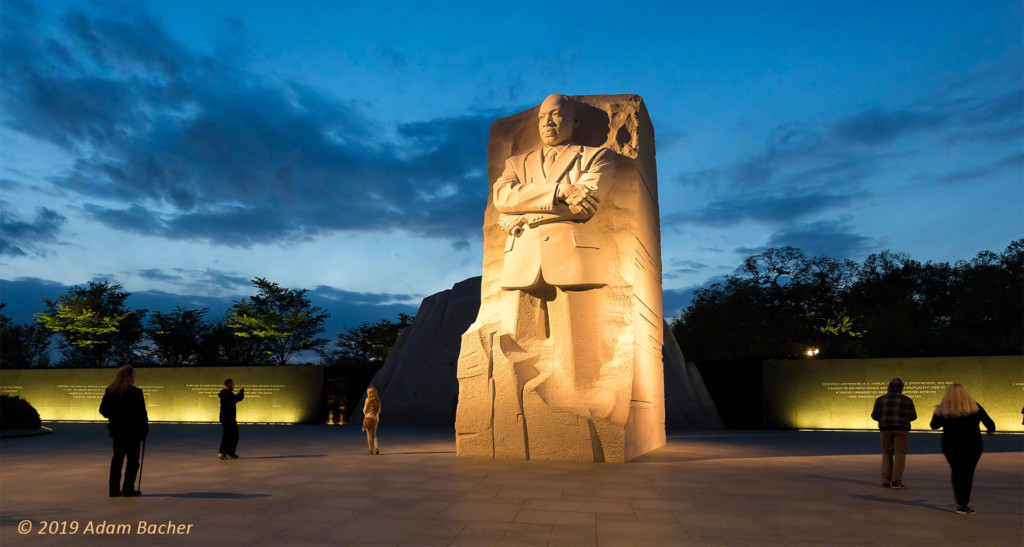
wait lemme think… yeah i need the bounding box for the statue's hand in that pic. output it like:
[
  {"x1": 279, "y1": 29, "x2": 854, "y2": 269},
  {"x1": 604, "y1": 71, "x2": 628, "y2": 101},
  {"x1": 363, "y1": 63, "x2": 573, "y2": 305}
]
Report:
[
  {"x1": 567, "y1": 196, "x2": 598, "y2": 215},
  {"x1": 499, "y1": 214, "x2": 527, "y2": 235},
  {"x1": 559, "y1": 182, "x2": 599, "y2": 215}
]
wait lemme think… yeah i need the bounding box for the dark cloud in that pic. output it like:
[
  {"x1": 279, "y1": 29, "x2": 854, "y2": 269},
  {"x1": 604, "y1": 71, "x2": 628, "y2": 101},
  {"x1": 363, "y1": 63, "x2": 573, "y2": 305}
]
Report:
[
  {"x1": 1, "y1": 6, "x2": 504, "y2": 247},
  {"x1": 997, "y1": 151, "x2": 1024, "y2": 169},
  {"x1": 0, "y1": 277, "x2": 67, "y2": 322},
  {"x1": 0, "y1": 202, "x2": 67, "y2": 257},
  {"x1": 663, "y1": 275, "x2": 729, "y2": 319},
  {"x1": 310, "y1": 285, "x2": 419, "y2": 306},
  {"x1": 0, "y1": 178, "x2": 34, "y2": 194},
  {"x1": 137, "y1": 269, "x2": 180, "y2": 282},
  {"x1": 949, "y1": 123, "x2": 1024, "y2": 143},
  {"x1": 668, "y1": 75, "x2": 1020, "y2": 241},
  {"x1": 657, "y1": 131, "x2": 688, "y2": 149},
  {"x1": 833, "y1": 89, "x2": 1021, "y2": 146},
  {"x1": 663, "y1": 288, "x2": 697, "y2": 319},
  {"x1": 737, "y1": 220, "x2": 871, "y2": 258},
  {"x1": 134, "y1": 268, "x2": 252, "y2": 294},
  {"x1": 662, "y1": 259, "x2": 709, "y2": 280},
  {"x1": 962, "y1": 90, "x2": 1023, "y2": 126},
  {"x1": 676, "y1": 168, "x2": 719, "y2": 187},
  {"x1": 831, "y1": 109, "x2": 948, "y2": 145},
  {"x1": 925, "y1": 151, "x2": 1024, "y2": 186},
  {"x1": 89, "y1": 272, "x2": 117, "y2": 283},
  {"x1": 766, "y1": 123, "x2": 825, "y2": 156},
  {"x1": 666, "y1": 192, "x2": 853, "y2": 228},
  {"x1": 944, "y1": 92, "x2": 1023, "y2": 144},
  {"x1": 374, "y1": 43, "x2": 407, "y2": 67}
]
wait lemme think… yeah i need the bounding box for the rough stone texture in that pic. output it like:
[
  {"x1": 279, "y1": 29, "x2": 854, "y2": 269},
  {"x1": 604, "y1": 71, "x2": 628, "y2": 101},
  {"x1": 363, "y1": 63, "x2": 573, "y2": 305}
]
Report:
[
  {"x1": 662, "y1": 321, "x2": 723, "y2": 429},
  {"x1": 456, "y1": 94, "x2": 667, "y2": 462},
  {"x1": 351, "y1": 277, "x2": 481, "y2": 426},
  {"x1": 355, "y1": 276, "x2": 721, "y2": 431}
]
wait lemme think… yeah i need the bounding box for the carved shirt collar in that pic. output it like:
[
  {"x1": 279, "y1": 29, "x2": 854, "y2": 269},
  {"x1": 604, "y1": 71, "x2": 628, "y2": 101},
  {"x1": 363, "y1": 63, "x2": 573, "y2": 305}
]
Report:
[{"x1": 542, "y1": 144, "x2": 570, "y2": 158}]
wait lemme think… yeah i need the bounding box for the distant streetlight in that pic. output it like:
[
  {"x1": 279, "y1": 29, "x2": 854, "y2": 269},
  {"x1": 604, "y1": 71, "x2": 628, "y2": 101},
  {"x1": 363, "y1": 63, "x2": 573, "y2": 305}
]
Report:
[{"x1": 805, "y1": 347, "x2": 820, "y2": 358}]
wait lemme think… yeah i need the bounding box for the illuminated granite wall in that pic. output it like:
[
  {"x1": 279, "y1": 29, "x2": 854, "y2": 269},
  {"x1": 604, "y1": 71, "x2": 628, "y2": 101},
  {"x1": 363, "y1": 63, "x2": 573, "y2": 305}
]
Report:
[
  {"x1": 0, "y1": 366, "x2": 323, "y2": 423},
  {"x1": 763, "y1": 356, "x2": 1023, "y2": 431}
]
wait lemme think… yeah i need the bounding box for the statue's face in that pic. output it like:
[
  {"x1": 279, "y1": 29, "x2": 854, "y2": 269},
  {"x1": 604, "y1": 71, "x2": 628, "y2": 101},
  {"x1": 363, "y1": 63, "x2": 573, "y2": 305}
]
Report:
[{"x1": 538, "y1": 94, "x2": 576, "y2": 146}]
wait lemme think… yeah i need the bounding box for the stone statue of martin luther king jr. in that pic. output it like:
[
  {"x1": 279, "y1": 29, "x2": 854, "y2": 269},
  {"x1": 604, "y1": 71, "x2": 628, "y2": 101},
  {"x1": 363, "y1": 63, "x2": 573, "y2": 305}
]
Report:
[
  {"x1": 494, "y1": 93, "x2": 613, "y2": 289},
  {"x1": 490, "y1": 94, "x2": 628, "y2": 462}
]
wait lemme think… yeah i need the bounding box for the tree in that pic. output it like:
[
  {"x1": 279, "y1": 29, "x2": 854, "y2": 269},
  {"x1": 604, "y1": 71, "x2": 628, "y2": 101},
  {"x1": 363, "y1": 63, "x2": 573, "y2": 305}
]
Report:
[
  {"x1": 672, "y1": 240, "x2": 1023, "y2": 362},
  {"x1": 146, "y1": 306, "x2": 211, "y2": 366},
  {"x1": 225, "y1": 278, "x2": 330, "y2": 366},
  {"x1": 190, "y1": 319, "x2": 271, "y2": 367},
  {"x1": 0, "y1": 303, "x2": 51, "y2": 369},
  {"x1": 940, "y1": 240, "x2": 1023, "y2": 355},
  {"x1": 319, "y1": 312, "x2": 414, "y2": 423},
  {"x1": 673, "y1": 247, "x2": 862, "y2": 361},
  {"x1": 34, "y1": 281, "x2": 145, "y2": 367},
  {"x1": 322, "y1": 313, "x2": 413, "y2": 368}
]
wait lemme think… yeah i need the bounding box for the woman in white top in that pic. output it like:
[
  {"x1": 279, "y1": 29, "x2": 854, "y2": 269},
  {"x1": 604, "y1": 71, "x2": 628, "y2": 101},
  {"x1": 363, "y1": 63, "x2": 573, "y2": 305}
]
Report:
[{"x1": 362, "y1": 386, "x2": 381, "y2": 455}]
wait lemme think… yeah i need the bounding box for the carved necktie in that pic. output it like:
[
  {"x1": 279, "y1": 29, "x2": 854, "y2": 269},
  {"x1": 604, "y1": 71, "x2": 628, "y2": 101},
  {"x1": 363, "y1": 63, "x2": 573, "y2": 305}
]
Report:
[{"x1": 543, "y1": 148, "x2": 556, "y2": 177}]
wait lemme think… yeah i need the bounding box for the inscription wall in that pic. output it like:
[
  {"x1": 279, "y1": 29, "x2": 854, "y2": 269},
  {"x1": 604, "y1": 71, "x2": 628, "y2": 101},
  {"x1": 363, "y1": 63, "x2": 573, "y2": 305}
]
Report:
[
  {"x1": 0, "y1": 366, "x2": 323, "y2": 423},
  {"x1": 763, "y1": 356, "x2": 1023, "y2": 431}
]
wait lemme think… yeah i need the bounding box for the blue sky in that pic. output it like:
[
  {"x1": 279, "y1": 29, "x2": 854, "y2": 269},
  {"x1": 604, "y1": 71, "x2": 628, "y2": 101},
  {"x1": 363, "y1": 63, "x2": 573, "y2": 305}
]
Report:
[{"x1": 2, "y1": 0, "x2": 1021, "y2": 336}]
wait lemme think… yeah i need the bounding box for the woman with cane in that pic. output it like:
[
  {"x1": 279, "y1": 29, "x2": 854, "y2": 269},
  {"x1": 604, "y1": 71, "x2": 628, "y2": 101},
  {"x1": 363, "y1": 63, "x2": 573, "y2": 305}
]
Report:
[{"x1": 99, "y1": 365, "x2": 149, "y2": 497}]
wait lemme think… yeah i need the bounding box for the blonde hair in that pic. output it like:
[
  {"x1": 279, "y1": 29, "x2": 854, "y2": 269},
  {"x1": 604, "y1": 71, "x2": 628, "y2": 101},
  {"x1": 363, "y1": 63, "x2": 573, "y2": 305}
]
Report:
[
  {"x1": 934, "y1": 383, "x2": 979, "y2": 418},
  {"x1": 366, "y1": 386, "x2": 381, "y2": 414},
  {"x1": 107, "y1": 365, "x2": 136, "y2": 396}
]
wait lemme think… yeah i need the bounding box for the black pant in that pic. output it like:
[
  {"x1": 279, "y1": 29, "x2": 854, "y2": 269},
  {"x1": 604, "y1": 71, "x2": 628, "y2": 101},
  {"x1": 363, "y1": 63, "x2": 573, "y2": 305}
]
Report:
[
  {"x1": 110, "y1": 437, "x2": 140, "y2": 493},
  {"x1": 219, "y1": 421, "x2": 239, "y2": 455},
  {"x1": 942, "y1": 442, "x2": 982, "y2": 507}
]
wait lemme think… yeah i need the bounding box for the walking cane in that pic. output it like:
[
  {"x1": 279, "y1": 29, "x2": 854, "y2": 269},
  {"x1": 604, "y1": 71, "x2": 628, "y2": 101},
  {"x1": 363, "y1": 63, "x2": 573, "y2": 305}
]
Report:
[{"x1": 137, "y1": 439, "x2": 146, "y2": 493}]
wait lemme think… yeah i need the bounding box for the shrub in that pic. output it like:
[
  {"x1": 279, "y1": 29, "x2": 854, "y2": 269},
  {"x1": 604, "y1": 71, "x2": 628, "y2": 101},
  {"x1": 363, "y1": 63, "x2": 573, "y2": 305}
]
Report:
[{"x1": 0, "y1": 394, "x2": 42, "y2": 430}]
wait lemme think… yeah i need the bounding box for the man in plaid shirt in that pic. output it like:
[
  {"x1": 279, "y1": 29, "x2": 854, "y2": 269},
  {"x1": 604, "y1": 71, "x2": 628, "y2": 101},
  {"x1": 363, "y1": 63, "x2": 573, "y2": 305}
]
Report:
[{"x1": 871, "y1": 377, "x2": 917, "y2": 489}]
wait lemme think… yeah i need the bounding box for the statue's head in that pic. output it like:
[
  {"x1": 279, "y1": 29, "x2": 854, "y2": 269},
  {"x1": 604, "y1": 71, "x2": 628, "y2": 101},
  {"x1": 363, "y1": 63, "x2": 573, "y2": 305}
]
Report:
[{"x1": 538, "y1": 94, "x2": 579, "y2": 146}]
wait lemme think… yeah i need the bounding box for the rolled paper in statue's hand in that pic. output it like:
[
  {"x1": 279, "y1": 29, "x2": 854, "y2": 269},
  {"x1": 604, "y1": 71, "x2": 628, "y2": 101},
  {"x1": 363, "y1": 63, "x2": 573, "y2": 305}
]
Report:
[{"x1": 498, "y1": 213, "x2": 527, "y2": 235}]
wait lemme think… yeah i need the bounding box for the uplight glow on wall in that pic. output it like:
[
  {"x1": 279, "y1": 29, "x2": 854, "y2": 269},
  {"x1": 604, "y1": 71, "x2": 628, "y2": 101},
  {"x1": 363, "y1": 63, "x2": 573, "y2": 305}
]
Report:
[
  {"x1": 764, "y1": 356, "x2": 1023, "y2": 432},
  {"x1": 0, "y1": 366, "x2": 324, "y2": 423}
]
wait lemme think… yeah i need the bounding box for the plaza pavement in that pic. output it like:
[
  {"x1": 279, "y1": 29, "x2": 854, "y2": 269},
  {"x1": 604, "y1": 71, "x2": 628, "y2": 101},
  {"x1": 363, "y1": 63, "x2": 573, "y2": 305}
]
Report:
[{"x1": 1, "y1": 424, "x2": 1021, "y2": 546}]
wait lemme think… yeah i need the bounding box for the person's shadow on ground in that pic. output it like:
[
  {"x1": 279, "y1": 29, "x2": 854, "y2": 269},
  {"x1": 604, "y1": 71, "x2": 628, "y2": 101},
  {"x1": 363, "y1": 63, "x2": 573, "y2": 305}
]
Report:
[
  {"x1": 241, "y1": 454, "x2": 326, "y2": 459},
  {"x1": 805, "y1": 473, "x2": 880, "y2": 487},
  {"x1": 849, "y1": 493, "x2": 949, "y2": 513},
  {"x1": 376, "y1": 450, "x2": 455, "y2": 456},
  {"x1": 147, "y1": 492, "x2": 271, "y2": 499}
]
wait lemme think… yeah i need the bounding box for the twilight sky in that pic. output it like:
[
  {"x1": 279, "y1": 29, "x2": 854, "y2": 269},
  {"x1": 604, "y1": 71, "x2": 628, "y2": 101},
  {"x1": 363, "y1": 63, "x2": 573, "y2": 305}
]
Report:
[{"x1": 2, "y1": 0, "x2": 1022, "y2": 336}]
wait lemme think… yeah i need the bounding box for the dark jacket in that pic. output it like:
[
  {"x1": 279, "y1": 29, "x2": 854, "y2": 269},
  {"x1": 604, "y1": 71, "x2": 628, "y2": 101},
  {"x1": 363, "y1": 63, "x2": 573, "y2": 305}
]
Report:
[
  {"x1": 219, "y1": 388, "x2": 244, "y2": 423},
  {"x1": 99, "y1": 386, "x2": 149, "y2": 440},
  {"x1": 871, "y1": 380, "x2": 917, "y2": 431},
  {"x1": 930, "y1": 404, "x2": 996, "y2": 448}
]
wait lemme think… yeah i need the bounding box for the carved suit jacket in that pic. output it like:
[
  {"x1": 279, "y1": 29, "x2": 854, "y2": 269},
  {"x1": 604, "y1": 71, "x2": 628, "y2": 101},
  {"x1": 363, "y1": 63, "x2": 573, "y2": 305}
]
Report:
[{"x1": 493, "y1": 144, "x2": 614, "y2": 289}]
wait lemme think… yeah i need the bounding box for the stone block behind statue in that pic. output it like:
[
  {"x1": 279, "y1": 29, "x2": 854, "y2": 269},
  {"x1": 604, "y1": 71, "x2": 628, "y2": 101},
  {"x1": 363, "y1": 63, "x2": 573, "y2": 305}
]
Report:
[{"x1": 456, "y1": 94, "x2": 665, "y2": 462}]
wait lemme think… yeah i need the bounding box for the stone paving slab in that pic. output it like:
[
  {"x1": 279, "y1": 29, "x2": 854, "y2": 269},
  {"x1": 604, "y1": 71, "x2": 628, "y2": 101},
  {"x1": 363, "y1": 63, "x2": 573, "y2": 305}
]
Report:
[{"x1": 1, "y1": 424, "x2": 1021, "y2": 546}]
